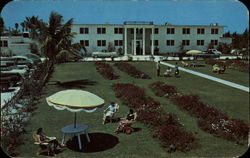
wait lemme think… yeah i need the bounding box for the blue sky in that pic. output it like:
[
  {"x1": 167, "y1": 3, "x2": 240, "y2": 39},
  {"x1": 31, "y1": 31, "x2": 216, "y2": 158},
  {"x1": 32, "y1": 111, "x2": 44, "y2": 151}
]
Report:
[{"x1": 1, "y1": 0, "x2": 249, "y2": 33}]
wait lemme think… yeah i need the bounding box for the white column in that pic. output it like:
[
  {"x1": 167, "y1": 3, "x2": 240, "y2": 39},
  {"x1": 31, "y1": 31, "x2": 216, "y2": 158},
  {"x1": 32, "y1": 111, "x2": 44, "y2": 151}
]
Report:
[
  {"x1": 124, "y1": 27, "x2": 127, "y2": 56},
  {"x1": 151, "y1": 28, "x2": 154, "y2": 55},
  {"x1": 143, "y1": 28, "x2": 145, "y2": 56},
  {"x1": 134, "y1": 28, "x2": 136, "y2": 55}
]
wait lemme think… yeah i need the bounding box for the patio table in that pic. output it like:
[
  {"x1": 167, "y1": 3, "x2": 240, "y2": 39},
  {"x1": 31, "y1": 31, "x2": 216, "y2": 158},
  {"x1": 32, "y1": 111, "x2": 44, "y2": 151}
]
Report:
[{"x1": 61, "y1": 124, "x2": 90, "y2": 150}]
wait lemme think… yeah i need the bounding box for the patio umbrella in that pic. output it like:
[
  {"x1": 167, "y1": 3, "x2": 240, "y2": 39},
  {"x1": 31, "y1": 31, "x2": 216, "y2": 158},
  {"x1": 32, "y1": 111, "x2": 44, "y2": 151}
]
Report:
[
  {"x1": 46, "y1": 89, "x2": 105, "y2": 128},
  {"x1": 186, "y1": 50, "x2": 203, "y2": 55}
]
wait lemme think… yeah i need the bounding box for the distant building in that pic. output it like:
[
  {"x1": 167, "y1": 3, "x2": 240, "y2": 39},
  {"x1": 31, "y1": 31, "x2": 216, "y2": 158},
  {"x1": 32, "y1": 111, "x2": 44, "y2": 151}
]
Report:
[
  {"x1": 0, "y1": 33, "x2": 33, "y2": 56},
  {"x1": 71, "y1": 21, "x2": 232, "y2": 55}
]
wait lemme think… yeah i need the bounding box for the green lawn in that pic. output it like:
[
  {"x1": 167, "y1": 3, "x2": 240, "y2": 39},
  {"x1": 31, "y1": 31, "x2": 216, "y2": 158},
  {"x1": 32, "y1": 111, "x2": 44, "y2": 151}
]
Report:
[{"x1": 14, "y1": 61, "x2": 249, "y2": 157}]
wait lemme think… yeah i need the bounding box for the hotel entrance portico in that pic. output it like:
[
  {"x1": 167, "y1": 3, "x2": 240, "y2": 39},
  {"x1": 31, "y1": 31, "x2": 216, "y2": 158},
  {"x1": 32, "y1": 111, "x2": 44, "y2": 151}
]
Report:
[{"x1": 123, "y1": 21, "x2": 155, "y2": 56}]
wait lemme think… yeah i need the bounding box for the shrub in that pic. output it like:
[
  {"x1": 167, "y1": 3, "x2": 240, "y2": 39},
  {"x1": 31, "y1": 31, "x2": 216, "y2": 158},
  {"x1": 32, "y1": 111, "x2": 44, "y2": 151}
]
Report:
[
  {"x1": 150, "y1": 82, "x2": 177, "y2": 98},
  {"x1": 158, "y1": 124, "x2": 197, "y2": 152},
  {"x1": 95, "y1": 62, "x2": 119, "y2": 80},
  {"x1": 114, "y1": 62, "x2": 151, "y2": 79}
]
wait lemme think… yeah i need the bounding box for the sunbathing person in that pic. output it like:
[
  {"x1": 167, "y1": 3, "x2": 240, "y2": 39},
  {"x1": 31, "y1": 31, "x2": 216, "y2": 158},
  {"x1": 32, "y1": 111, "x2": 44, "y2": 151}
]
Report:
[
  {"x1": 34, "y1": 128, "x2": 65, "y2": 155},
  {"x1": 163, "y1": 67, "x2": 172, "y2": 77},
  {"x1": 103, "y1": 102, "x2": 119, "y2": 124},
  {"x1": 114, "y1": 109, "x2": 137, "y2": 134}
]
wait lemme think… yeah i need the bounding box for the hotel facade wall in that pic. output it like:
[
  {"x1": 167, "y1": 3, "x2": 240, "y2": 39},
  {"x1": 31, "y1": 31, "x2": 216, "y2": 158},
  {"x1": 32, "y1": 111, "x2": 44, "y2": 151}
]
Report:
[{"x1": 71, "y1": 24, "x2": 226, "y2": 55}]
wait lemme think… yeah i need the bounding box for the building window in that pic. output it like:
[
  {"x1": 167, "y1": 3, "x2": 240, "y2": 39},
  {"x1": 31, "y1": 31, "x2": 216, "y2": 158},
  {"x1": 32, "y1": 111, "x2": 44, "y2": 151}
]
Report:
[
  {"x1": 182, "y1": 40, "x2": 190, "y2": 46},
  {"x1": 131, "y1": 28, "x2": 143, "y2": 34},
  {"x1": 166, "y1": 40, "x2": 175, "y2": 46},
  {"x1": 114, "y1": 28, "x2": 123, "y2": 34},
  {"x1": 97, "y1": 28, "x2": 106, "y2": 34},
  {"x1": 197, "y1": 28, "x2": 205, "y2": 34},
  {"x1": 167, "y1": 28, "x2": 175, "y2": 34},
  {"x1": 182, "y1": 28, "x2": 190, "y2": 34},
  {"x1": 0, "y1": 40, "x2": 8, "y2": 47},
  {"x1": 80, "y1": 27, "x2": 89, "y2": 34},
  {"x1": 80, "y1": 40, "x2": 89, "y2": 46},
  {"x1": 150, "y1": 40, "x2": 159, "y2": 46},
  {"x1": 114, "y1": 40, "x2": 123, "y2": 46},
  {"x1": 211, "y1": 28, "x2": 218, "y2": 34},
  {"x1": 97, "y1": 40, "x2": 106, "y2": 46},
  {"x1": 211, "y1": 40, "x2": 218, "y2": 45},
  {"x1": 154, "y1": 28, "x2": 159, "y2": 34},
  {"x1": 197, "y1": 40, "x2": 204, "y2": 46}
]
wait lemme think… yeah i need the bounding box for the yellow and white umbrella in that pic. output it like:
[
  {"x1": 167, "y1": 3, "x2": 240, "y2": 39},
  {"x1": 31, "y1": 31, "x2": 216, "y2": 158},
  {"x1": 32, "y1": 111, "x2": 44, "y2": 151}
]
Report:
[
  {"x1": 186, "y1": 50, "x2": 203, "y2": 55},
  {"x1": 46, "y1": 89, "x2": 105, "y2": 128}
]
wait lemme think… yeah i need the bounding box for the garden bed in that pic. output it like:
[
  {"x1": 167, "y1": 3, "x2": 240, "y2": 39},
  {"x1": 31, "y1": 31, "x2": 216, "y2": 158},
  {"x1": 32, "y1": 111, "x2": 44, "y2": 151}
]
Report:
[
  {"x1": 114, "y1": 62, "x2": 151, "y2": 79},
  {"x1": 112, "y1": 83, "x2": 197, "y2": 152},
  {"x1": 205, "y1": 59, "x2": 249, "y2": 72},
  {"x1": 150, "y1": 81, "x2": 249, "y2": 145},
  {"x1": 95, "y1": 62, "x2": 119, "y2": 80}
]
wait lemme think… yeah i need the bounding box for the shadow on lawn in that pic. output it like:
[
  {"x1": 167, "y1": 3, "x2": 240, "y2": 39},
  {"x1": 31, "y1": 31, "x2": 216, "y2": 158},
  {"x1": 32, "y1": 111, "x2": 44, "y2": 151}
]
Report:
[
  {"x1": 66, "y1": 132, "x2": 119, "y2": 153},
  {"x1": 49, "y1": 79, "x2": 97, "y2": 89}
]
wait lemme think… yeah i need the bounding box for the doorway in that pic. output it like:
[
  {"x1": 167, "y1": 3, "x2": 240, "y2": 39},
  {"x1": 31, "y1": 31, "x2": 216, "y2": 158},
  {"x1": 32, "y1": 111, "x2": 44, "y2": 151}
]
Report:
[{"x1": 131, "y1": 40, "x2": 142, "y2": 55}]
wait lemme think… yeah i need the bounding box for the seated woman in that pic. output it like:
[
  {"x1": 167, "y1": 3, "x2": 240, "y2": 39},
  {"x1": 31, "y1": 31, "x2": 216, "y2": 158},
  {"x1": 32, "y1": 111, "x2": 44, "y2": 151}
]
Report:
[
  {"x1": 163, "y1": 67, "x2": 172, "y2": 77},
  {"x1": 114, "y1": 109, "x2": 137, "y2": 134},
  {"x1": 33, "y1": 128, "x2": 65, "y2": 155},
  {"x1": 103, "y1": 102, "x2": 119, "y2": 124}
]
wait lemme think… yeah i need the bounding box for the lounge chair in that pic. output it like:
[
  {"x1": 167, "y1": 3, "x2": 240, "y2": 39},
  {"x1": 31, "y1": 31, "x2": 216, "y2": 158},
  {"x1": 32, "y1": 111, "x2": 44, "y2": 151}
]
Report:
[
  {"x1": 117, "y1": 113, "x2": 137, "y2": 134},
  {"x1": 181, "y1": 61, "x2": 189, "y2": 67},
  {"x1": 212, "y1": 64, "x2": 220, "y2": 72},
  {"x1": 103, "y1": 104, "x2": 119, "y2": 124},
  {"x1": 32, "y1": 132, "x2": 51, "y2": 156}
]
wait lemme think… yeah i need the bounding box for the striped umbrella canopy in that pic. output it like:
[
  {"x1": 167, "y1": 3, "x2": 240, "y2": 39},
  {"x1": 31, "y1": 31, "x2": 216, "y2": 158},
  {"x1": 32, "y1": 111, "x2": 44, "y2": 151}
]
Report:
[
  {"x1": 46, "y1": 89, "x2": 105, "y2": 128},
  {"x1": 186, "y1": 50, "x2": 203, "y2": 55}
]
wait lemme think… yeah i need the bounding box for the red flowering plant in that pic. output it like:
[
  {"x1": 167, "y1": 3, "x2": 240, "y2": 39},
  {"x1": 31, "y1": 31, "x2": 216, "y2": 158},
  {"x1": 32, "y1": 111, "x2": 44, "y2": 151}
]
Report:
[
  {"x1": 114, "y1": 62, "x2": 151, "y2": 79},
  {"x1": 151, "y1": 82, "x2": 249, "y2": 145},
  {"x1": 205, "y1": 59, "x2": 226, "y2": 67},
  {"x1": 150, "y1": 82, "x2": 177, "y2": 98},
  {"x1": 225, "y1": 60, "x2": 249, "y2": 72},
  {"x1": 95, "y1": 62, "x2": 119, "y2": 80},
  {"x1": 112, "y1": 83, "x2": 198, "y2": 152},
  {"x1": 158, "y1": 124, "x2": 197, "y2": 153}
]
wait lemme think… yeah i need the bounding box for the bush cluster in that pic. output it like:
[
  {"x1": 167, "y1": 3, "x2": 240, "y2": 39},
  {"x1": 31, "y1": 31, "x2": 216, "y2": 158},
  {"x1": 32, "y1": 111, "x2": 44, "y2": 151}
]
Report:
[
  {"x1": 205, "y1": 59, "x2": 249, "y2": 72},
  {"x1": 112, "y1": 83, "x2": 197, "y2": 152},
  {"x1": 95, "y1": 62, "x2": 119, "y2": 80},
  {"x1": 114, "y1": 62, "x2": 151, "y2": 79},
  {"x1": 150, "y1": 81, "x2": 249, "y2": 145},
  {"x1": 0, "y1": 60, "x2": 54, "y2": 156},
  {"x1": 150, "y1": 82, "x2": 177, "y2": 98}
]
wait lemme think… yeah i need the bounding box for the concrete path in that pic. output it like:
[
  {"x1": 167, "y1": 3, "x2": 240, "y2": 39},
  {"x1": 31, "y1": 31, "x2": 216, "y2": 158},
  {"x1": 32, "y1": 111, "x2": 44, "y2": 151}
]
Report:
[{"x1": 158, "y1": 61, "x2": 249, "y2": 93}]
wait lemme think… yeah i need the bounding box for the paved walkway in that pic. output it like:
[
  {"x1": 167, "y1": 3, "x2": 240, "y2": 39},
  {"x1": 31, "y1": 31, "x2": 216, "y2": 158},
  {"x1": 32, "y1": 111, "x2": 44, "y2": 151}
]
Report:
[{"x1": 158, "y1": 61, "x2": 249, "y2": 93}]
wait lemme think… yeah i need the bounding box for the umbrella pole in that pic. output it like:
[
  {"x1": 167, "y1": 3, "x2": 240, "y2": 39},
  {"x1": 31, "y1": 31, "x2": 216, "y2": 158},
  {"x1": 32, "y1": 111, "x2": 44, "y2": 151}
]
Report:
[{"x1": 74, "y1": 112, "x2": 76, "y2": 128}]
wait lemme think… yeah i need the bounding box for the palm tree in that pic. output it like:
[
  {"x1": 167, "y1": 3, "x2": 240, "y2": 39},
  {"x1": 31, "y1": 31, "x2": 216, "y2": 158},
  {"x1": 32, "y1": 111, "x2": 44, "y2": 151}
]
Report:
[
  {"x1": 0, "y1": 17, "x2": 4, "y2": 35},
  {"x1": 23, "y1": 11, "x2": 84, "y2": 62}
]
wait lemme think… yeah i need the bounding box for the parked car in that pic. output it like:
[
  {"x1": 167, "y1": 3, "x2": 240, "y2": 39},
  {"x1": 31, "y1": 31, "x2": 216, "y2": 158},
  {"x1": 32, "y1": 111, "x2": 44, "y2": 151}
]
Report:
[
  {"x1": 23, "y1": 53, "x2": 42, "y2": 65},
  {"x1": 0, "y1": 72, "x2": 23, "y2": 90},
  {"x1": 11, "y1": 56, "x2": 34, "y2": 68},
  {"x1": 1, "y1": 68, "x2": 29, "y2": 79},
  {"x1": 208, "y1": 49, "x2": 222, "y2": 55},
  {"x1": 192, "y1": 50, "x2": 221, "y2": 59}
]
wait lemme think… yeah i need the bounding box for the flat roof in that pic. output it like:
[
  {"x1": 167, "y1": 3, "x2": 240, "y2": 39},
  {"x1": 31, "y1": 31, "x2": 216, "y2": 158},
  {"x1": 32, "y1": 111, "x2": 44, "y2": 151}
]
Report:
[{"x1": 73, "y1": 23, "x2": 225, "y2": 27}]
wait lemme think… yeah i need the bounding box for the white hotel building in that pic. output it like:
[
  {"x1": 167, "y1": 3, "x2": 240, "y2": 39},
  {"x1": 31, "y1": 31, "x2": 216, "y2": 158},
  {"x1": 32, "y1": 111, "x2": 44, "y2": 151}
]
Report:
[
  {"x1": 0, "y1": 21, "x2": 232, "y2": 56},
  {"x1": 71, "y1": 21, "x2": 232, "y2": 55}
]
